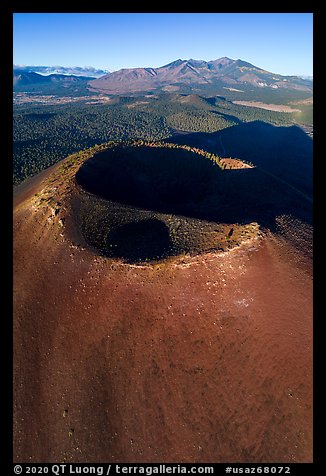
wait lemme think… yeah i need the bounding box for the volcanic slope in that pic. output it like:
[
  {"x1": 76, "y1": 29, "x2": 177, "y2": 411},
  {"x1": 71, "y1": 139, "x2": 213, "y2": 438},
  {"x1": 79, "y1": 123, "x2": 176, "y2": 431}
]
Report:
[{"x1": 14, "y1": 142, "x2": 312, "y2": 463}]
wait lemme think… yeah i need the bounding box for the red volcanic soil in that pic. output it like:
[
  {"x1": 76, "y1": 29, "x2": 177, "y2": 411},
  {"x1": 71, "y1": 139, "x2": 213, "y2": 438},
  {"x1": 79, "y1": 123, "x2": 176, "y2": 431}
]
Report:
[{"x1": 13, "y1": 154, "x2": 312, "y2": 463}]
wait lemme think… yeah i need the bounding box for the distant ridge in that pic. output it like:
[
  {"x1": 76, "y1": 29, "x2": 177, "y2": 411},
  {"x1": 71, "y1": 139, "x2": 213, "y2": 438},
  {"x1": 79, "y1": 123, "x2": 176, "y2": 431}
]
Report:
[
  {"x1": 13, "y1": 70, "x2": 95, "y2": 88},
  {"x1": 13, "y1": 65, "x2": 108, "y2": 78}
]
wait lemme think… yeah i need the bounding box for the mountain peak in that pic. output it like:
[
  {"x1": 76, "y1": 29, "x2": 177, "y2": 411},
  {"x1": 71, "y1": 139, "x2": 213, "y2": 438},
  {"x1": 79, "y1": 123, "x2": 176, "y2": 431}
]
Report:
[
  {"x1": 216, "y1": 56, "x2": 233, "y2": 62},
  {"x1": 187, "y1": 59, "x2": 208, "y2": 67},
  {"x1": 160, "y1": 59, "x2": 185, "y2": 68},
  {"x1": 208, "y1": 57, "x2": 234, "y2": 66}
]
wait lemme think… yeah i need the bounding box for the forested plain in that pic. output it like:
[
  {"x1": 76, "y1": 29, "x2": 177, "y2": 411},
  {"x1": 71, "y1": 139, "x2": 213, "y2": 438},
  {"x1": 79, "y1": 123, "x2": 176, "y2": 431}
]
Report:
[{"x1": 13, "y1": 93, "x2": 310, "y2": 185}]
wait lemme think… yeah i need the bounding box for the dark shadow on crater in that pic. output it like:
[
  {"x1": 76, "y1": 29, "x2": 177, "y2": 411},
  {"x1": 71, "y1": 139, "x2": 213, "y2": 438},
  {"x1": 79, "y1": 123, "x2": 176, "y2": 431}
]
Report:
[
  {"x1": 76, "y1": 145, "x2": 221, "y2": 218},
  {"x1": 106, "y1": 219, "x2": 173, "y2": 263}
]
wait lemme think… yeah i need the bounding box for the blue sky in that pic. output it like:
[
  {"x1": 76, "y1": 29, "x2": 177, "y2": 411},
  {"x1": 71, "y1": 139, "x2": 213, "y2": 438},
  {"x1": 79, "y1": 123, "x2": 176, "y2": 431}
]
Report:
[{"x1": 13, "y1": 13, "x2": 313, "y2": 76}]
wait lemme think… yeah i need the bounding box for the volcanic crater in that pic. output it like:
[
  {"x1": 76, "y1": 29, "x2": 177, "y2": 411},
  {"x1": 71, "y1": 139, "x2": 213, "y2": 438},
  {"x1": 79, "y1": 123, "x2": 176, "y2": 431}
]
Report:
[{"x1": 73, "y1": 143, "x2": 260, "y2": 263}]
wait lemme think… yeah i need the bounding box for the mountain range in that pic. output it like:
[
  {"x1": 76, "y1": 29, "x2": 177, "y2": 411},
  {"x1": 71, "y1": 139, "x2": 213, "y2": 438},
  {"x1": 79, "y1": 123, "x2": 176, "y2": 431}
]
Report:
[
  {"x1": 13, "y1": 70, "x2": 95, "y2": 86},
  {"x1": 13, "y1": 57, "x2": 313, "y2": 97},
  {"x1": 88, "y1": 57, "x2": 313, "y2": 95},
  {"x1": 13, "y1": 65, "x2": 108, "y2": 78}
]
